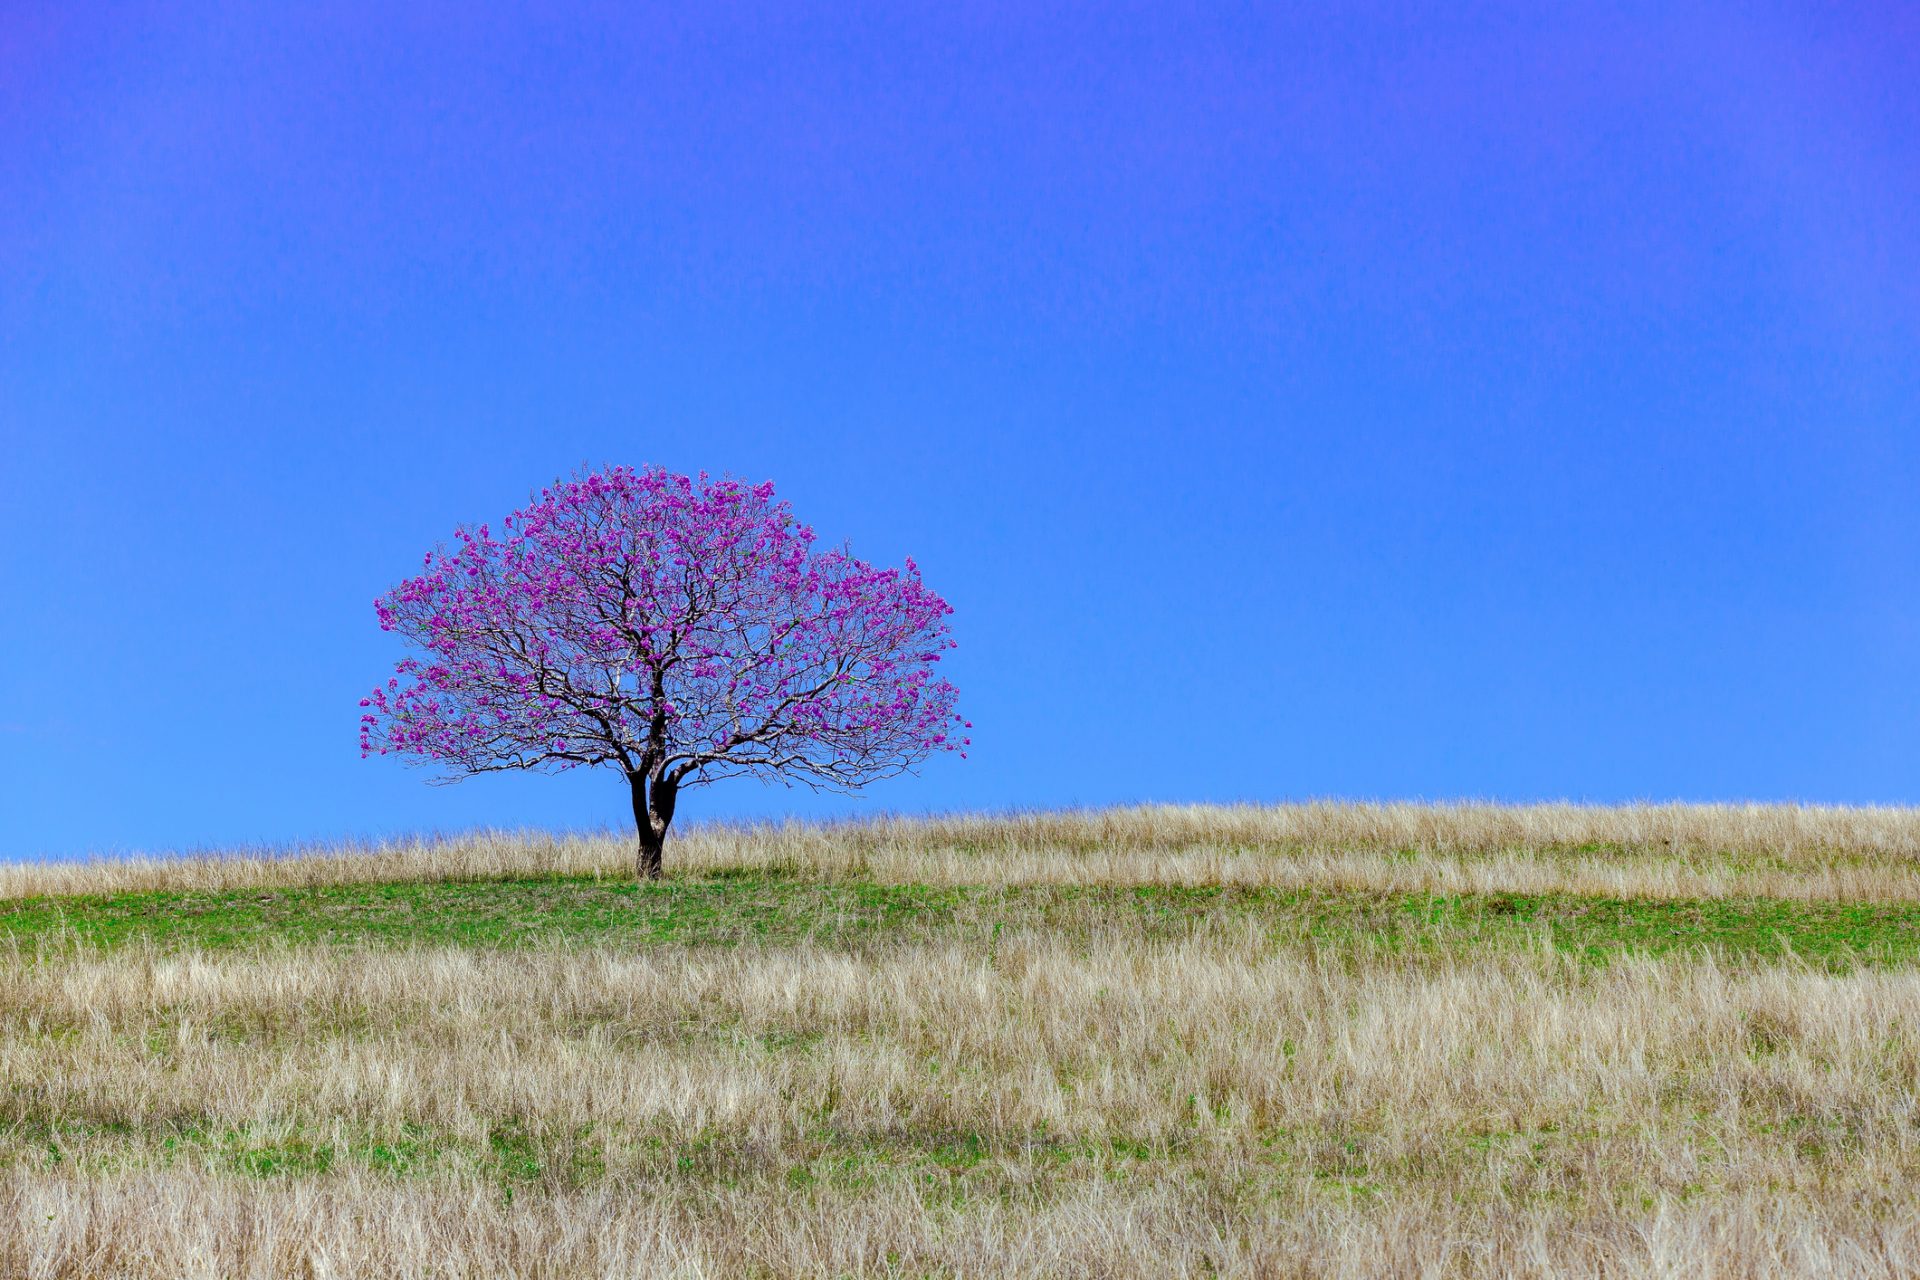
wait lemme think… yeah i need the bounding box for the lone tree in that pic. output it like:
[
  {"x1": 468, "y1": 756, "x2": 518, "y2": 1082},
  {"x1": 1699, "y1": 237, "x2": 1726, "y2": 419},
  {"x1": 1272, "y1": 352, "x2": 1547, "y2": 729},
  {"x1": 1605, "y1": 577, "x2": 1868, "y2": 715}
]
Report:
[{"x1": 360, "y1": 465, "x2": 967, "y2": 878}]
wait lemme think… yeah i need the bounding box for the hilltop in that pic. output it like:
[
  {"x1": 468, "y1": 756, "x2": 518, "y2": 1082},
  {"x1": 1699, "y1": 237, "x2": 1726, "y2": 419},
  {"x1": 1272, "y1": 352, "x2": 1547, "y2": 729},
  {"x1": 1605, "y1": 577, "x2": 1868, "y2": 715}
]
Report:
[{"x1": 7, "y1": 805, "x2": 1920, "y2": 1278}]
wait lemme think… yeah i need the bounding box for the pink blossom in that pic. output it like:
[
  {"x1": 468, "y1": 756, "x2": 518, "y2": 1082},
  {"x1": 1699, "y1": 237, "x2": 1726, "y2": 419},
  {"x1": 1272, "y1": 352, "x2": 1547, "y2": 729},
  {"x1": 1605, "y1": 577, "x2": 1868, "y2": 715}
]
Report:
[{"x1": 360, "y1": 465, "x2": 965, "y2": 873}]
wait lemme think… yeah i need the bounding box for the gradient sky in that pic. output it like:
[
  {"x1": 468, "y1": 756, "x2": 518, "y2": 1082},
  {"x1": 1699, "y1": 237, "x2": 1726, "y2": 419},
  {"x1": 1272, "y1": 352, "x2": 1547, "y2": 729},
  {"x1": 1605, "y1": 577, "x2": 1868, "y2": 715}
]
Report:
[{"x1": 4, "y1": 3, "x2": 1919, "y2": 859}]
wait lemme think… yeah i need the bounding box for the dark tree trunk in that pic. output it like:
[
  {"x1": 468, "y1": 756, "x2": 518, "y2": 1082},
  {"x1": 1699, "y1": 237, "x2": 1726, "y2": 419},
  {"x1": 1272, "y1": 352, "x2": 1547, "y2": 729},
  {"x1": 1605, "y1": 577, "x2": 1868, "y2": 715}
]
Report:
[{"x1": 629, "y1": 769, "x2": 678, "y2": 881}]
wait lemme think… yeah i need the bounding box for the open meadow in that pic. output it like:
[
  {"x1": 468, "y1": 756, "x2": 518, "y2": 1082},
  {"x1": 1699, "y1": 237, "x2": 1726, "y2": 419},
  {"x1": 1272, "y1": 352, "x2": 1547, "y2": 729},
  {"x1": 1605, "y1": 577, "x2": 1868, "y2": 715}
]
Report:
[{"x1": 8, "y1": 803, "x2": 1920, "y2": 1278}]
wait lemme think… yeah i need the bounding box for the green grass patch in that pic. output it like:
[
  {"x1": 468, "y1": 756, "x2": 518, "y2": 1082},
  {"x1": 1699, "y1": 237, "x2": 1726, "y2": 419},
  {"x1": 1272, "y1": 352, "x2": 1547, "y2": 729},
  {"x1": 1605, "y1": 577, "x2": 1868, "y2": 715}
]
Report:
[{"x1": 3, "y1": 875, "x2": 1919, "y2": 969}]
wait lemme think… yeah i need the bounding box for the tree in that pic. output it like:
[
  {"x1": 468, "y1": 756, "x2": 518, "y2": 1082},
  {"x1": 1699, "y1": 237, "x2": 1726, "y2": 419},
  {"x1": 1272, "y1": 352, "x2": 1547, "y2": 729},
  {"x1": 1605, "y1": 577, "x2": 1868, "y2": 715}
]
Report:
[{"x1": 360, "y1": 465, "x2": 967, "y2": 879}]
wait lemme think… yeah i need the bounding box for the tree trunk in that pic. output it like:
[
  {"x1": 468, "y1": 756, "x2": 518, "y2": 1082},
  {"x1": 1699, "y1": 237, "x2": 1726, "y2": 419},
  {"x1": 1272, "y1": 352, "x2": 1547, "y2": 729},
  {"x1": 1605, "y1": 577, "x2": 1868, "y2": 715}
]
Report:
[{"x1": 629, "y1": 769, "x2": 678, "y2": 881}]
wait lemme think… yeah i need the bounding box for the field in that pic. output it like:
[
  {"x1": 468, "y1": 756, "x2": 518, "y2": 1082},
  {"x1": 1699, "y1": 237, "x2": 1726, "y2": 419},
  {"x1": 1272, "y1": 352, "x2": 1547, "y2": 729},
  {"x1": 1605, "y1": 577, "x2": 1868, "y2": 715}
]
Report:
[{"x1": 8, "y1": 804, "x2": 1920, "y2": 1278}]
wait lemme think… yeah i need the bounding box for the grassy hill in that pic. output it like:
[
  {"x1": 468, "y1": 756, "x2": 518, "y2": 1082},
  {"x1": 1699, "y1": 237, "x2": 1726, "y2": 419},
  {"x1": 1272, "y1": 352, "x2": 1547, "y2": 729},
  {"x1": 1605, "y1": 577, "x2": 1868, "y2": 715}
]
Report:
[{"x1": 7, "y1": 804, "x2": 1920, "y2": 1278}]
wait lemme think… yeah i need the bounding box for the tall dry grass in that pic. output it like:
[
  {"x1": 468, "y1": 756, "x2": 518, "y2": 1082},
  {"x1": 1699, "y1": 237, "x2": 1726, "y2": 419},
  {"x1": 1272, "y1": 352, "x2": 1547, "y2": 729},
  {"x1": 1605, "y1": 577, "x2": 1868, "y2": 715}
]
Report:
[
  {"x1": 12, "y1": 801, "x2": 1920, "y2": 902},
  {"x1": 6, "y1": 931, "x2": 1920, "y2": 1276},
  {"x1": 9, "y1": 805, "x2": 1920, "y2": 1277}
]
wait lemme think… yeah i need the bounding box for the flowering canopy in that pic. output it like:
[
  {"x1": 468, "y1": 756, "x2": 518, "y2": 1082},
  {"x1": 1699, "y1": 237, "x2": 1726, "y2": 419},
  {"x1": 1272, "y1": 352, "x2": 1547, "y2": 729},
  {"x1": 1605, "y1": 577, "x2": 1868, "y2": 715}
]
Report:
[{"x1": 360, "y1": 466, "x2": 967, "y2": 798}]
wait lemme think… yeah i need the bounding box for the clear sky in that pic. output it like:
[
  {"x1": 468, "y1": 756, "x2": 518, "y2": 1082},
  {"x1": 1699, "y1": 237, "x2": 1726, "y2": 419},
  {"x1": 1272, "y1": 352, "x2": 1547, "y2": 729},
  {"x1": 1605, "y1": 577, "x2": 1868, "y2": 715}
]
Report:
[{"x1": 4, "y1": 3, "x2": 1918, "y2": 859}]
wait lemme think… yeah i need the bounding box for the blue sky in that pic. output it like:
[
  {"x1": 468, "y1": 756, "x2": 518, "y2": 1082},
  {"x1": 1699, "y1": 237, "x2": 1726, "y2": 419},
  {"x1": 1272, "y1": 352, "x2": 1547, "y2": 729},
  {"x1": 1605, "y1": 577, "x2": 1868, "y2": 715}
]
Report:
[{"x1": 4, "y1": 3, "x2": 1918, "y2": 858}]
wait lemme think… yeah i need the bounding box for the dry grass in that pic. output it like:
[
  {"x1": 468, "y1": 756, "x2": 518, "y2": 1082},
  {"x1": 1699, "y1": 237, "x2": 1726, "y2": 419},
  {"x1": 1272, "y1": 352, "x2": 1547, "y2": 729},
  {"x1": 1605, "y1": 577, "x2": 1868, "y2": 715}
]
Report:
[
  {"x1": 8, "y1": 805, "x2": 1920, "y2": 1277},
  {"x1": 13, "y1": 801, "x2": 1920, "y2": 902}
]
